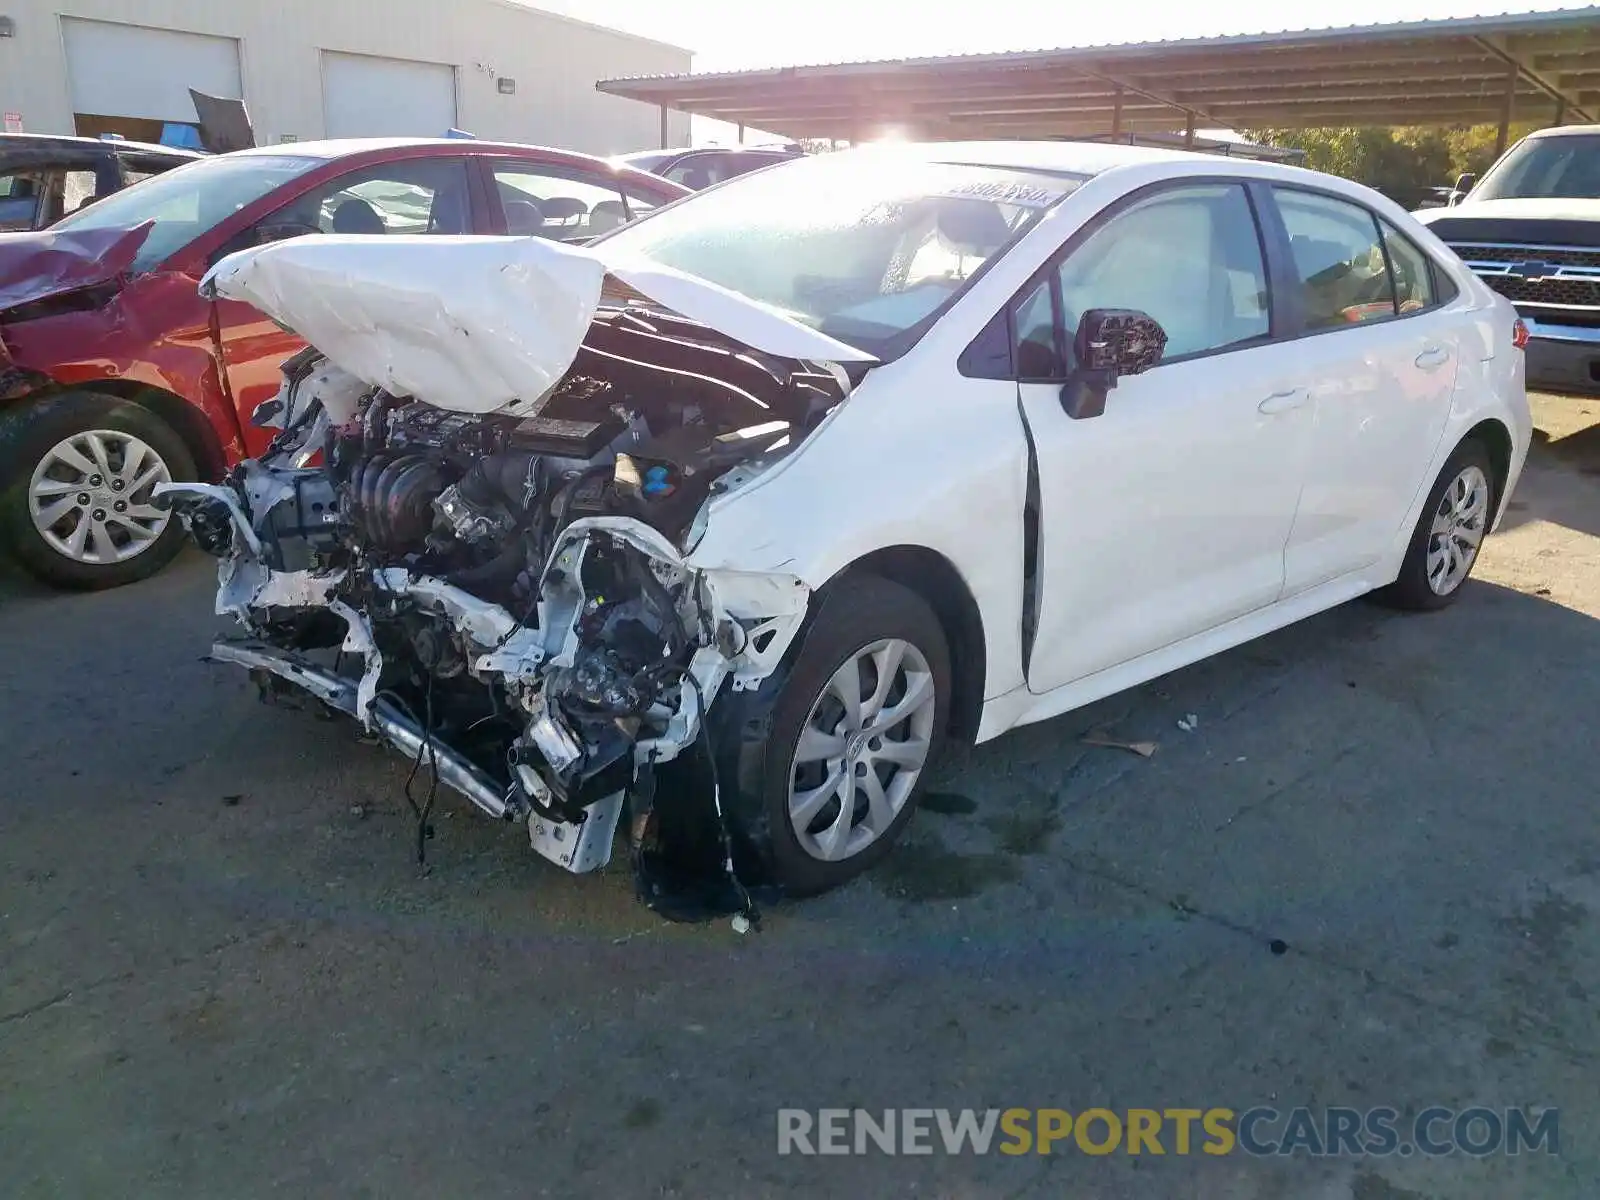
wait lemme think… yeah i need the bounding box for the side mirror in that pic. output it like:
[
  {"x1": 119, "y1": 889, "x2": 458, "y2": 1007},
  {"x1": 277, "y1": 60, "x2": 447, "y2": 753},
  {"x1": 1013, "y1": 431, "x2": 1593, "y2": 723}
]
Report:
[
  {"x1": 1451, "y1": 172, "x2": 1477, "y2": 205},
  {"x1": 1059, "y1": 308, "x2": 1168, "y2": 420}
]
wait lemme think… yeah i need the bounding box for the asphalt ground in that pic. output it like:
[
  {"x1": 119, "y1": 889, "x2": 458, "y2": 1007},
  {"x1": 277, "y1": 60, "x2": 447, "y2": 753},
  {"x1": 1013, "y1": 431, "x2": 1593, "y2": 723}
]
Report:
[{"x1": 2, "y1": 393, "x2": 1597, "y2": 1199}]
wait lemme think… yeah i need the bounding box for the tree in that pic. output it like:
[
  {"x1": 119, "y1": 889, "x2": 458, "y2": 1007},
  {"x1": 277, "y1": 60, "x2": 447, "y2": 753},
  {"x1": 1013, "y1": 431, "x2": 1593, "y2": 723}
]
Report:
[{"x1": 1246, "y1": 123, "x2": 1542, "y2": 208}]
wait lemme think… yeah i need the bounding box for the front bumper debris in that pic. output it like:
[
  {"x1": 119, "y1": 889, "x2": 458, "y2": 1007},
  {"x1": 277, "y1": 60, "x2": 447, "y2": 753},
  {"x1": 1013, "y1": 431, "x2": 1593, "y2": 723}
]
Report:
[{"x1": 211, "y1": 639, "x2": 512, "y2": 822}]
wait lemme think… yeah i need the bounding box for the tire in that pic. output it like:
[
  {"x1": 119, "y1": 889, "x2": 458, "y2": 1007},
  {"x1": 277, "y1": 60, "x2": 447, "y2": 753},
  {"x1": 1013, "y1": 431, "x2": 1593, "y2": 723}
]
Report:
[
  {"x1": 0, "y1": 391, "x2": 197, "y2": 591},
  {"x1": 1379, "y1": 438, "x2": 1497, "y2": 612},
  {"x1": 722, "y1": 573, "x2": 952, "y2": 896}
]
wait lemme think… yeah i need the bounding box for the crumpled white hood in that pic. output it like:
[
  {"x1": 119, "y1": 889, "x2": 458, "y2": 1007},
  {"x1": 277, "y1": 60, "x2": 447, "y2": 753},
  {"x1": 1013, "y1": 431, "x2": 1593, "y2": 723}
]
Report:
[{"x1": 201, "y1": 234, "x2": 875, "y2": 416}]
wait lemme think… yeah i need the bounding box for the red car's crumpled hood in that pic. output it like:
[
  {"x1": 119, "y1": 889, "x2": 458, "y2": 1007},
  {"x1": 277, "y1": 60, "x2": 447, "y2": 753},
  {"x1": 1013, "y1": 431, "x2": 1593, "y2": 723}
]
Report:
[{"x1": 0, "y1": 222, "x2": 154, "y2": 315}]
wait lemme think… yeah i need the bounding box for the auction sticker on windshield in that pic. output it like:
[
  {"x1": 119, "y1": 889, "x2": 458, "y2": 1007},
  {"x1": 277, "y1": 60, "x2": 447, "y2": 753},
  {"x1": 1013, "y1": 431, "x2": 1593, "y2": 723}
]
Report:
[{"x1": 938, "y1": 180, "x2": 1066, "y2": 208}]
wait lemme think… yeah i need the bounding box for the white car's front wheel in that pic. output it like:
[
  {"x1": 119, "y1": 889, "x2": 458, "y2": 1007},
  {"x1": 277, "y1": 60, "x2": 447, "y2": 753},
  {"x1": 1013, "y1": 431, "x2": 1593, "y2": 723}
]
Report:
[{"x1": 732, "y1": 574, "x2": 951, "y2": 895}]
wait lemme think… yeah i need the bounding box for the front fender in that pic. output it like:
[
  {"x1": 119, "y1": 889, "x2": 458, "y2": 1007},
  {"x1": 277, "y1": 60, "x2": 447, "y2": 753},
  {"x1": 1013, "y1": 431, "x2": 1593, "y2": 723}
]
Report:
[
  {"x1": 684, "y1": 357, "x2": 1030, "y2": 702},
  {"x1": 1, "y1": 272, "x2": 245, "y2": 465}
]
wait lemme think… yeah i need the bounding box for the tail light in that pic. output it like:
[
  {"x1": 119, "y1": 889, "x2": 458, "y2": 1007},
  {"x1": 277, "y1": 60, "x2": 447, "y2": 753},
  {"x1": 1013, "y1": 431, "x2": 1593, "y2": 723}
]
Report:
[{"x1": 1512, "y1": 318, "x2": 1530, "y2": 351}]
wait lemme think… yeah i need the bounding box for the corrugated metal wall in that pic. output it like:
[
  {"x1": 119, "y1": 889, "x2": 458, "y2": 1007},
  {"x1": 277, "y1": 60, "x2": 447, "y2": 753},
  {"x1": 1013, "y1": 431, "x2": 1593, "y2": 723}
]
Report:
[{"x1": 0, "y1": 0, "x2": 692, "y2": 153}]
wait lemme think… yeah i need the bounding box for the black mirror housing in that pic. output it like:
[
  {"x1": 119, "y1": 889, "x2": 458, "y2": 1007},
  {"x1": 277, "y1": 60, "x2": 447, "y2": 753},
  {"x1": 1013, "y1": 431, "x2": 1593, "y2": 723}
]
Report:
[
  {"x1": 1453, "y1": 171, "x2": 1477, "y2": 196},
  {"x1": 1059, "y1": 308, "x2": 1168, "y2": 420}
]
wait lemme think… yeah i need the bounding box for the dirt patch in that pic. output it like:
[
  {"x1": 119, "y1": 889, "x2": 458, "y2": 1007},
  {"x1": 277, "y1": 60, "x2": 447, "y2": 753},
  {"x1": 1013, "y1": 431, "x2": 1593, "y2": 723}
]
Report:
[
  {"x1": 984, "y1": 808, "x2": 1061, "y2": 856},
  {"x1": 1501, "y1": 892, "x2": 1589, "y2": 961},
  {"x1": 919, "y1": 791, "x2": 978, "y2": 816},
  {"x1": 1352, "y1": 1173, "x2": 1434, "y2": 1200},
  {"x1": 874, "y1": 836, "x2": 1020, "y2": 901}
]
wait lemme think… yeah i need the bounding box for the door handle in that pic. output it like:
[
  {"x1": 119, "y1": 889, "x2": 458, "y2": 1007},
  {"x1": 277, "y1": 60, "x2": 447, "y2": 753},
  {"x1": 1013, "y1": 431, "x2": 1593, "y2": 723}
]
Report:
[
  {"x1": 1258, "y1": 388, "x2": 1310, "y2": 415},
  {"x1": 1415, "y1": 346, "x2": 1452, "y2": 370}
]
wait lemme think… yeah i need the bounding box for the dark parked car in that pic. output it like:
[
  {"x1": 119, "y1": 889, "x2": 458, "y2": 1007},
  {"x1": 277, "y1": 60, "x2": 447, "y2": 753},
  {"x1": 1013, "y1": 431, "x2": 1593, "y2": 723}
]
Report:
[
  {"x1": 0, "y1": 133, "x2": 203, "y2": 232},
  {"x1": 616, "y1": 144, "x2": 802, "y2": 190},
  {"x1": 0, "y1": 137, "x2": 688, "y2": 590}
]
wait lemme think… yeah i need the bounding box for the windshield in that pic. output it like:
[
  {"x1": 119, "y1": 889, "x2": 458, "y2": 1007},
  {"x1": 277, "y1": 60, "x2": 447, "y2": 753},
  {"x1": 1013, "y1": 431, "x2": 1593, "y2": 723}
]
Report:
[
  {"x1": 1474, "y1": 134, "x2": 1600, "y2": 201},
  {"x1": 53, "y1": 153, "x2": 322, "y2": 270},
  {"x1": 592, "y1": 152, "x2": 1084, "y2": 357}
]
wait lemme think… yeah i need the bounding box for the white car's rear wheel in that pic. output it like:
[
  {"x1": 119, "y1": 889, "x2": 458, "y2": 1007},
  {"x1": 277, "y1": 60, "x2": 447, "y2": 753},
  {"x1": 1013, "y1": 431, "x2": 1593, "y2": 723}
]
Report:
[{"x1": 1381, "y1": 438, "x2": 1497, "y2": 611}]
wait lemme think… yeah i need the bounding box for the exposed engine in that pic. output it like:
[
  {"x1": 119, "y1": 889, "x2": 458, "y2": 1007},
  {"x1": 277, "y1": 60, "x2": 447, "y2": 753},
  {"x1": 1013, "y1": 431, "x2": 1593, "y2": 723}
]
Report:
[{"x1": 161, "y1": 300, "x2": 832, "y2": 917}]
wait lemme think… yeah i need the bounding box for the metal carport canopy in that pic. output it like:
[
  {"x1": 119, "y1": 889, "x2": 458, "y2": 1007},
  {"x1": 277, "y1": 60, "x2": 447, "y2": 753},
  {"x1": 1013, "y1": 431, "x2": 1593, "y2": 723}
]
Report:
[{"x1": 597, "y1": 7, "x2": 1600, "y2": 144}]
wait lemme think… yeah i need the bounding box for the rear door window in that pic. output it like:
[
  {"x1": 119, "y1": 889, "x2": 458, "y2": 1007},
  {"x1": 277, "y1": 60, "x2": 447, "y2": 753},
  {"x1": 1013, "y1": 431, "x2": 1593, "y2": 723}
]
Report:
[
  {"x1": 1378, "y1": 220, "x2": 1438, "y2": 313},
  {"x1": 662, "y1": 155, "x2": 717, "y2": 190},
  {"x1": 0, "y1": 172, "x2": 43, "y2": 231},
  {"x1": 62, "y1": 170, "x2": 98, "y2": 218},
  {"x1": 492, "y1": 163, "x2": 661, "y2": 240},
  {"x1": 1272, "y1": 188, "x2": 1398, "y2": 330}
]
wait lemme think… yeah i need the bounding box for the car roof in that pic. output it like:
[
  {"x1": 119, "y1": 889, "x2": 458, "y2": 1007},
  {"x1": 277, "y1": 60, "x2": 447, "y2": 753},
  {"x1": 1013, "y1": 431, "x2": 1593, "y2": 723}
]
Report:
[
  {"x1": 0, "y1": 132, "x2": 202, "y2": 160},
  {"x1": 226, "y1": 136, "x2": 686, "y2": 190},
  {"x1": 861, "y1": 139, "x2": 1243, "y2": 176},
  {"x1": 826, "y1": 139, "x2": 1391, "y2": 194},
  {"x1": 217, "y1": 136, "x2": 690, "y2": 199},
  {"x1": 1522, "y1": 123, "x2": 1600, "y2": 140},
  {"x1": 677, "y1": 146, "x2": 797, "y2": 156},
  {"x1": 228, "y1": 136, "x2": 610, "y2": 161},
  {"x1": 616, "y1": 146, "x2": 799, "y2": 170}
]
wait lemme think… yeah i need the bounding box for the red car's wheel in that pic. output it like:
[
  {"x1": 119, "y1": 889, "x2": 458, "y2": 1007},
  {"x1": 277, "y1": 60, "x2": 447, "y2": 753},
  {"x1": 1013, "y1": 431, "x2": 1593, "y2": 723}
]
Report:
[{"x1": 0, "y1": 391, "x2": 196, "y2": 591}]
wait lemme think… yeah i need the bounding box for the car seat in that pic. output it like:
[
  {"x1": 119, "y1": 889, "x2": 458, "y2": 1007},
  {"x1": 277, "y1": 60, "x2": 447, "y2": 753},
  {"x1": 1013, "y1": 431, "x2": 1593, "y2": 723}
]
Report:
[
  {"x1": 588, "y1": 199, "x2": 627, "y2": 234},
  {"x1": 503, "y1": 199, "x2": 544, "y2": 235},
  {"x1": 535, "y1": 196, "x2": 587, "y2": 236},
  {"x1": 331, "y1": 197, "x2": 385, "y2": 234}
]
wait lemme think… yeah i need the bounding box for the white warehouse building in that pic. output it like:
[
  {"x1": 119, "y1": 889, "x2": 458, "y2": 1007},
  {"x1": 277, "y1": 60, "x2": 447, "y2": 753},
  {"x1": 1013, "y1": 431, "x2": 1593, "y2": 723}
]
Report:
[{"x1": 0, "y1": 0, "x2": 691, "y2": 155}]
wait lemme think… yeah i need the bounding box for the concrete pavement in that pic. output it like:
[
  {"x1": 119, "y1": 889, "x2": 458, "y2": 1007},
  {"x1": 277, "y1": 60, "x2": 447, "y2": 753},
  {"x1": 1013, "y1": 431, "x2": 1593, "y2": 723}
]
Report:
[{"x1": 2, "y1": 395, "x2": 1597, "y2": 1199}]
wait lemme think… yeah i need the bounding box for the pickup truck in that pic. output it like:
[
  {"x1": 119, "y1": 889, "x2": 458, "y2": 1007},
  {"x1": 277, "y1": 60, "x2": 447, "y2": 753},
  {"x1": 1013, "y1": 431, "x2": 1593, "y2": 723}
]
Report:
[{"x1": 1416, "y1": 124, "x2": 1600, "y2": 396}]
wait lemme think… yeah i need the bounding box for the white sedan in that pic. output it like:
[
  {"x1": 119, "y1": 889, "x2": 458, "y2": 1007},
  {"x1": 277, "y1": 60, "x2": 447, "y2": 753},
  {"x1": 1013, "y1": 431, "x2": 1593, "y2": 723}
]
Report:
[{"x1": 160, "y1": 142, "x2": 1530, "y2": 910}]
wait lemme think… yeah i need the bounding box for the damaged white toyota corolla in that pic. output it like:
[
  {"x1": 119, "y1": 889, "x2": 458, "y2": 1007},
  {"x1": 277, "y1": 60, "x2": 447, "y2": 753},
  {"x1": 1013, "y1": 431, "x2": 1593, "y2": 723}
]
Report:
[{"x1": 156, "y1": 143, "x2": 1530, "y2": 917}]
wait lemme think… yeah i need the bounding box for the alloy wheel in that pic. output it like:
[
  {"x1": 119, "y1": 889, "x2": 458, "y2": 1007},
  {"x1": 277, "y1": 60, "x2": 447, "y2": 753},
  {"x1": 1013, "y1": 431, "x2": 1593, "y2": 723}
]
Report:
[
  {"x1": 788, "y1": 638, "x2": 937, "y2": 863},
  {"x1": 27, "y1": 429, "x2": 173, "y2": 565},
  {"x1": 1426, "y1": 463, "x2": 1489, "y2": 596}
]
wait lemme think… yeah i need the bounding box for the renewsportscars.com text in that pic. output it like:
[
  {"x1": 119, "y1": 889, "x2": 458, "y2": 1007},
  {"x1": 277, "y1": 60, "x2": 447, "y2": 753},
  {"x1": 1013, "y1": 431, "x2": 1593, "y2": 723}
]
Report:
[{"x1": 777, "y1": 1106, "x2": 1560, "y2": 1158}]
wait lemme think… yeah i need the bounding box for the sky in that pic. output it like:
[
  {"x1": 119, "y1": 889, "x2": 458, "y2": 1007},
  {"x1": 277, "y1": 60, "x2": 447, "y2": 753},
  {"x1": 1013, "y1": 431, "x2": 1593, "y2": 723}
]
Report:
[{"x1": 538, "y1": 0, "x2": 1596, "y2": 143}]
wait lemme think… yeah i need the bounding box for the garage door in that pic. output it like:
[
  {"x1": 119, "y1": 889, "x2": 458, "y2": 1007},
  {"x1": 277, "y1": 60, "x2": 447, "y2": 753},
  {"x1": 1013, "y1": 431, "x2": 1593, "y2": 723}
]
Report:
[
  {"x1": 62, "y1": 19, "x2": 241, "y2": 123},
  {"x1": 322, "y1": 52, "x2": 457, "y2": 139}
]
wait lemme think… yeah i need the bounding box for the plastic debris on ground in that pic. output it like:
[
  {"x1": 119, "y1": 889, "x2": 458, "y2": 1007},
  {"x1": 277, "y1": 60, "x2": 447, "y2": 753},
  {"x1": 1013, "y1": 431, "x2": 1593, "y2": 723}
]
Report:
[{"x1": 1080, "y1": 730, "x2": 1158, "y2": 758}]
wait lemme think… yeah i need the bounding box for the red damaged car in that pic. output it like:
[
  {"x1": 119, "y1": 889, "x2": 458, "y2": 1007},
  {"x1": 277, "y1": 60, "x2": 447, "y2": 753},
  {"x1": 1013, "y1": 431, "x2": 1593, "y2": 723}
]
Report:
[{"x1": 0, "y1": 138, "x2": 687, "y2": 589}]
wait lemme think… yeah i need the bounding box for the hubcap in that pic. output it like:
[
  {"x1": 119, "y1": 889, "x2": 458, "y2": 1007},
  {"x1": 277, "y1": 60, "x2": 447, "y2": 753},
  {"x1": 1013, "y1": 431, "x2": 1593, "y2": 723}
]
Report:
[
  {"x1": 28, "y1": 430, "x2": 172, "y2": 565},
  {"x1": 788, "y1": 638, "x2": 937, "y2": 863},
  {"x1": 1426, "y1": 464, "x2": 1489, "y2": 596}
]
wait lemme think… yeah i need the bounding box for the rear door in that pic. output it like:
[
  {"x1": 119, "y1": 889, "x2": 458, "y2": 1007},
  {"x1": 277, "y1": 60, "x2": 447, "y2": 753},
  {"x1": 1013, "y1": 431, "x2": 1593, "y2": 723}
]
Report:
[{"x1": 1265, "y1": 187, "x2": 1459, "y2": 596}]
